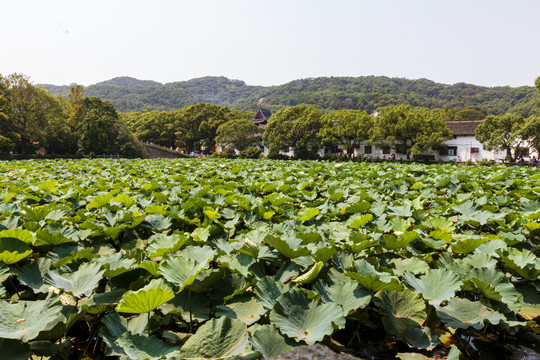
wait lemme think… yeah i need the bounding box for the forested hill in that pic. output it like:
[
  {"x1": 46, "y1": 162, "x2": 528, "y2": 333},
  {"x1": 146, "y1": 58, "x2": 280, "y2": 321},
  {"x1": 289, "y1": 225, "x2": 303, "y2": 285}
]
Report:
[{"x1": 39, "y1": 75, "x2": 540, "y2": 116}]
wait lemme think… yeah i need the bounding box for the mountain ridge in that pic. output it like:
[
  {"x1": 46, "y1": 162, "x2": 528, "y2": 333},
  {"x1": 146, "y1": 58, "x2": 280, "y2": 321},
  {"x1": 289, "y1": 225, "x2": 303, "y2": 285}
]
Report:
[{"x1": 38, "y1": 75, "x2": 540, "y2": 116}]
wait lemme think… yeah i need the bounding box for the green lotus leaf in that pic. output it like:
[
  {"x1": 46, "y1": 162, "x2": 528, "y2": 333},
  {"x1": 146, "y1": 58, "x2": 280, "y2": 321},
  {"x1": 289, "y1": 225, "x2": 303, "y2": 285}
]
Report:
[
  {"x1": 116, "y1": 332, "x2": 180, "y2": 360},
  {"x1": 436, "y1": 298, "x2": 506, "y2": 329},
  {"x1": 87, "y1": 193, "x2": 114, "y2": 210},
  {"x1": 403, "y1": 269, "x2": 462, "y2": 305},
  {"x1": 159, "y1": 256, "x2": 209, "y2": 293},
  {"x1": 254, "y1": 276, "x2": 291, "y2": 309},
  {"x1": 180, "y1": 317, "x2": 251, "y2": 358},
  {"x1": 314, "y1": 279, "x2": 372, "y2": 316},
  {"x1": 425, "y1": 216, "x2": 455, "y2": 232},
  {"x1": 298, "y1": 207, "x2": 319, "y2": 221},
  {"x1": 346, "y1": 273, "x2": 404, "y2": 291},
  {"x1": 0, "y1": 238, "x2": 32, "y2": 264},
  {"x1": 388, "y1": 203, "x2": 414, "y2": 217},
  {"x1": 217, "y1": 295, "x2": 266, "y2": 325},
  {"x1": 293, "y1": 261, "x2": 323, "y2": 284},
  {"x1": 116, "y1": 278, "x2": 175, "y2": 313},
  {"x1": 191, "y1": 227, "x2": 210, "y2": 242},
  {"x1": 145, "y1": 232, "x2": 187, "y2": 257},
  {"x1": 374, "y1": 289, "x2": 426, "y2": 328},
  {"x1": 94, "y1": 253, "x2": 137, "y2": 278},
  {"x1": 143, "y1": 214, "x2": 171, "y2": 230},
  {"x1": 382, "y1": 233, "x2": 415, "y2": 250},
  {"x1": 139, "y1": 260, "x2": 160, "y2": 276},
  {"x1": 0, "y1": 263, "x2": 10, "y2": 282},
  {"x1": 210, "y1": 274, "x2": 250, "y2": 305},
  {"x1": 270, "y1": 288, "x2": 346, "y2": 344},
  {"x1": 0, "y1": 292, "x2": 64, "y2": 341},
  {"x1": 474, "y1": 239, "x2": 507, "y2": 257},
  {"x1": 451, "y1": 235, "x2": 493, "y2": 254},
  {"x1": 112, "y1": 193, "x2": 136, "y2": 208},
  {"x1": 391, "y1": 257, "x2": 430, "y2": 276},
  {"x1": 14, "y1": 257, "x2": 52, "y2": 293},
  {"x1": 374, "y1": 290, "x2": 438, "y2": 349},
  {"x1": 312, "y1": 247, "x2": 336, "y2": 263},
  {"x1": 160, "y1": 290, "x2": 211, "y2": 322},
  {"x1": 463, "y1": 253, "x2": 497, "y2": 268},
  {"x1": 178, "y1": 244, "x2": 216, "y2": 264},
  {"x1": 462, "y1": 268, "x2": 520, "y2": 312},
  {"x1": 99, "y1": 312, "x2": 128, "y2": 356},
  {"x1": 45, "y1": 261, "x2": 105, "y2": 298},
  {"x1": 0, "y1": 339, "x2": 31, "y2": 360},
  {"x1": 0, "y1": 228, "x2": 34, "y2": 244},
  {"x1": 219, "y1": 253, "x2": 256, "y2": 277},
  {"x1": 348, "y1": 213, "x2": 373, "y2": 229},
  {"x1": 264, "y1": 234, "x2": 311, "y2": 259},
  {"x1": 249, "y1": 324, "x2": 298, "y2": 358},
  {"x1": 34, "y1": 229, "x2": 76, "y2": 246}
]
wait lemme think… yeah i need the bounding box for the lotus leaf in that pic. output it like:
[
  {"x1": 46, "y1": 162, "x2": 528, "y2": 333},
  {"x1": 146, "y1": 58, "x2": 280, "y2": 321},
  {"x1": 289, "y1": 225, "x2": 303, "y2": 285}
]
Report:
[
  {"x1": 0, "y1": 292, "x2": 64, "y2": 341},
  {"x1": 217, "y1": 295, "x2": 266, "y2": 325},
  {"x1": 116, "y1": 278, "x2": 175, "y2": 313},
  {"x1": 0, "y1": 238, "x2": 32, "y2": 264},
  {"x1": 116, "y1": 332, "x2": 179, "y2": 360},
  {"x1": 403, "y1": 269, "x2": 462, "y2": 305},
  {"x1": 436, "y1": 298, "x2": 506, "y2": 329},
  {"x1": 159, "y1": 256, "x2": 209, "y2": 293},
  {"x1": 270, "y1": 288, "x2": 346, "y2": 344},
  {"x1": 249, "y1": 324, "x2": 298, "y2": 358},
  {"x1": 180, "y1": 316, "x2": 251, "y2": 358},
  {"x1": 45, "y1": 261, "x2": 105, "y2": 298}
]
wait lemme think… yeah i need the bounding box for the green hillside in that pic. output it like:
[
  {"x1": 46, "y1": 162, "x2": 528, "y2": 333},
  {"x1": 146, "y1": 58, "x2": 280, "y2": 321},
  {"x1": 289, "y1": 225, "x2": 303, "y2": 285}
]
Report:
[{"x1": 39, "y1": 75, "x2": 540, "y2": 116}]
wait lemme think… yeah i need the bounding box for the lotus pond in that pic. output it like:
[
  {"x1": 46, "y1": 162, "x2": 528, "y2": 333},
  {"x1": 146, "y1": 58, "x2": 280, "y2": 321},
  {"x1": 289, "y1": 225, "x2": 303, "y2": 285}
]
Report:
[{"x1": 0, "y1": 158, "x2": 538, "y2": 359}]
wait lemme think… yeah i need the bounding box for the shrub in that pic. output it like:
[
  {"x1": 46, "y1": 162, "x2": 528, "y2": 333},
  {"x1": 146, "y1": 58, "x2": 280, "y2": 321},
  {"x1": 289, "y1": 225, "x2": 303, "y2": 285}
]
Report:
[{"x1": 239, "y1": 146, "x2": 262, "y2": 159}]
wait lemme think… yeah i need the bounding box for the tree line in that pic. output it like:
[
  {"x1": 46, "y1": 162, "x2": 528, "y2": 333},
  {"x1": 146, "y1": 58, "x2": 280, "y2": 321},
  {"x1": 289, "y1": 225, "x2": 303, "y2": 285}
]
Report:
[
  {"x1": 0, "y1": 74, "x2": 144, "y2": 157},
  {"x1": 122, "y1": 100, "x2": 540, "y2": 162}
]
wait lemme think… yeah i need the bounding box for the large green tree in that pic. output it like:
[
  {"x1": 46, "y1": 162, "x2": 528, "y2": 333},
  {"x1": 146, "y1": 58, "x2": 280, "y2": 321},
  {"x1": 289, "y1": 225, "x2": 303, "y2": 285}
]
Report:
[
  {"x1": 263, "y1": 105, "x2": 323, "y2": 158},
  {"x1": 215, "y1": 119, "x2": 261, "y2": 151},
  {"x1": 2, "y1": 74, "x2": 61, "y2": 154},
  {"x1": 80, "y1": 97, "x2": 144, "y2": 157},
  {"x1": 318, "y1": 110, "x2": 373, "y2": 157},
  {"x1": 475, "y1": 113, "x2": 527, "y2": 160},
  {"x1": 369, "y1": 105, "x2": 452, "y2": 158},
  {"x1": 177, "y1": 103, "x2": 232, "y2": 152},
  {"x1": 535, "y1": 76, "x2": 540, "y2": 92}
]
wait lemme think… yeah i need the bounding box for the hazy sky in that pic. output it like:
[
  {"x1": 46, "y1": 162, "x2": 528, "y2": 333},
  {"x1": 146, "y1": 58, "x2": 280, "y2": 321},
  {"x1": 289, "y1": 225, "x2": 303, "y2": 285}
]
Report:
[{"x1": 2, "y1": 0, "x2": 539, "y2": 87}]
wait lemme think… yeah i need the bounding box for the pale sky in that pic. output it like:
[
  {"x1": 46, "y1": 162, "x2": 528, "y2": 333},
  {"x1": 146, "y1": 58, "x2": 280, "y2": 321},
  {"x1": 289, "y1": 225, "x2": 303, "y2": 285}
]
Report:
[{"x1": 2, "y1": 0, "x2": 539, "y2": 87}]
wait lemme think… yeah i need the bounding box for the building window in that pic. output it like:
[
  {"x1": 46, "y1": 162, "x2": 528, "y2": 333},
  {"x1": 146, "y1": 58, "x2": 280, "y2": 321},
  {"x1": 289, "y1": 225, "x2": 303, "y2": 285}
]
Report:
[
  {"x1": 439, "y1": 147, "x2": 448, "y2": 156},
  {"x1": 470, "y1": 147, "x2": 479, "y2": 154},
  {"x1": 447, "y1": 146, "x2": 457, "y2": 156},
  {"x1": 364, "y1": 145, "x2": 372, "y2": 154},
  {"x1": 382, "y1": 146, "x2": 391, "y2": 155}
]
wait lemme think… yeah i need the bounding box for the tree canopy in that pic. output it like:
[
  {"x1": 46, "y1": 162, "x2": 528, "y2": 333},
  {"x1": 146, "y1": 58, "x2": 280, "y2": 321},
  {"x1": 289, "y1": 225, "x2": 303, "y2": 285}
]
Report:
[
  {"x1": 475, "y1": 113, "x2": 528, "y2": 160},
  {"x1": 0, "y1": 73, "x2": 144, "y2": 157},
  {"x1": 215, "y1": 119, "x2": 261, "y2": 151},
  {"x1": 263, "y1": 105, "x2": 323, "y2": 159},
  {"x1": 369, "y1": 105, "x2": 452, "y2": 158},
  {"x1": 319, "y1": 110, "x2": 373, "y2": 157}
]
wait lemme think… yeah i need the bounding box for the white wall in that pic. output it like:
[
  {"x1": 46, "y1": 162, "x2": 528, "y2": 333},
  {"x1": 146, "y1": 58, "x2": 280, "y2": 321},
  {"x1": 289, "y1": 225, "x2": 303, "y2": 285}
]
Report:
[{"x1": 435, "y1": 136, "x2": 506, "y2": 162}]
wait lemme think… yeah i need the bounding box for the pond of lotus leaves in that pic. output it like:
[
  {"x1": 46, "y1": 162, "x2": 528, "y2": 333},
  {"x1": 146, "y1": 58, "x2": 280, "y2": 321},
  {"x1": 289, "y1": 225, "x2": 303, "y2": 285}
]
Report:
[{"x1": 0, "y1": 158, "x2": 538, "y2": 359}]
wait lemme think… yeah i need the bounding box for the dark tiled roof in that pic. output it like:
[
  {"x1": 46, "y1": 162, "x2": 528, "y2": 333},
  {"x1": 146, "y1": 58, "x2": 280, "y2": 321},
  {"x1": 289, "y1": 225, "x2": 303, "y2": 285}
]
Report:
[{"x1": 446, "y1": 120, "x2": 483, "y2": 136}]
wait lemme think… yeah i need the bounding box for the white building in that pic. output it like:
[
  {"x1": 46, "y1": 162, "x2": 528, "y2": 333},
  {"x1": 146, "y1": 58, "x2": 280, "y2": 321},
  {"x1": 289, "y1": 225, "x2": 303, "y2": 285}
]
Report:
[{"x1": 436, "y1": 120, "x2": 506, "y2": 162}]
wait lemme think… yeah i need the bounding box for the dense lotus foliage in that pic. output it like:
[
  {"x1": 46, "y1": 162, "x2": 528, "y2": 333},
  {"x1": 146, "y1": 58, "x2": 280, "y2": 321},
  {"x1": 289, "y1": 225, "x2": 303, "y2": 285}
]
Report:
[{"x1": 0, "y1": 158, "x2": 538, "y2": 359}]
